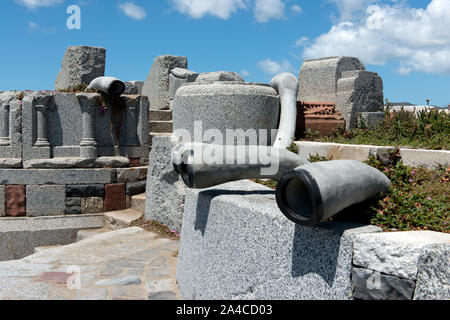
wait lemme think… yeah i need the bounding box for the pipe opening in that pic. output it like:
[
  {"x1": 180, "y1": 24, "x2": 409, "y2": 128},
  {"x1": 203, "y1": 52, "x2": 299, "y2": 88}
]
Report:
[
  {"x1": 276, "y1": 170, "x2": 323, "y2": 226},
  {"x1": 283, "y1": 177, "x2": 313, "y2": 219},
  {"x1": 109, "y1": 81, "x2": 126, "y2": 96}
]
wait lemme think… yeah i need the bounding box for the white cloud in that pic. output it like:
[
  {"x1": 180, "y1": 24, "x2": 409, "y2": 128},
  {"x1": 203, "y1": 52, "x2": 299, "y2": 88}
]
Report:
[
  {"x1": 169, "y1": 0, "x2": 289, "y2": 22},
  {"x1": 15, "y1": 0, "x2": 63, "y2": 9},
  {"x1": 294, "y1": 36, "x2": 308, "y2": 47},
  {"x1": 240, "y1": 69, "x2": 251, "y2": 77},
  {"x1": 329, "y1": 0, "x2": 375, "y2": 21},
  {"x1": 254, "y1": 0, "x2": 286, "y2": 22},
  {"x1": 169, "y1": 0, "x2": 246, "y2": 19},
  {"x1": 27, "y1": 21, "x2": 56, "y2": 33},
  {"x1": 258, "y1": 58, "x2": 295, "y2": 75},
  {"x1": 291, "y1": 4, "x2": 302, "y2": 14},
  {"x1": 119, "y1": 2, "x2": 147, "y2": 20},
  {"x1": 303, "y1": 0, "x2": 450, "y2": 75}
]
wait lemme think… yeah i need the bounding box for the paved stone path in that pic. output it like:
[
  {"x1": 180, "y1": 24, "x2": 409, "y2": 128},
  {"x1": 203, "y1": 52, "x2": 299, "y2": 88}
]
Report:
[{"x1": 0, "y1": 227, "x2": 180, "y2": 300}]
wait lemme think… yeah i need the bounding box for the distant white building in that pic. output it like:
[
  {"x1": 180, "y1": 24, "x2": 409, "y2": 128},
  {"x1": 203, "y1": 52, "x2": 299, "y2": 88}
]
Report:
[{"x1": 385, "y1": 102, "x2": 449, "y2": 115}]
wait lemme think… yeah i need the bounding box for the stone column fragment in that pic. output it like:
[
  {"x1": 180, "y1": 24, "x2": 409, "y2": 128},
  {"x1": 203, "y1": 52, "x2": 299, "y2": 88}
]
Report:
[
  {"x1": 35, "y1": 105, "x2": 50, "y2": 147},
  {"x1": 77, "y1": 94, "x2": 98, "y2": 159},
  {"x1": 0, "y1": 103, "x2": 10, "y2": 146}
]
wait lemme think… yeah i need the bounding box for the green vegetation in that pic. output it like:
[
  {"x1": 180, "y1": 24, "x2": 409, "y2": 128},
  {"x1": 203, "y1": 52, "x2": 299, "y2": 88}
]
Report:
[
  {"x1": 253, "y1": 152, "x2": 449, "y2": 233},
  {"x1": 303, "y1": 106, "x2": 450, "y2": 150}
]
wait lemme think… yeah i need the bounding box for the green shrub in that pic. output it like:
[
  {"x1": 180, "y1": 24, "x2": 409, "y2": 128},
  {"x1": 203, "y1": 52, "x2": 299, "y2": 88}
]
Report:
[{"x1": 305, "y1": 105, "x2": 450, "y2": 150}]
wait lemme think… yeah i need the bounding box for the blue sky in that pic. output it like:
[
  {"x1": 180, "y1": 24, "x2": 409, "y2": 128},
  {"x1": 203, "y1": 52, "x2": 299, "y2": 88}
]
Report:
[{"x1": 0, "y1": 0, "x2": 449, "y2": 107}]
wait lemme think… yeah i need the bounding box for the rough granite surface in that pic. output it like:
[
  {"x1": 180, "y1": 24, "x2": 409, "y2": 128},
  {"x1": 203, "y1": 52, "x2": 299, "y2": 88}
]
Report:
[
  {"x1": 173, "y1": 83, "x2": 280, "y2": 146},
  {"x1": 176, "y1": 179, "x2": 381, "y2": 300},
  {"x1": 55, "y1": 46, "x2": 106, "y2": 90},
  {"x1": 353, "y1": 231, "x2": 450, "y2": 280},
  {"x1": 414, "y1": 243, "x2": 450, "y2": 300},
  {"x1": 145, "y1": 136, "x2": 186, "y2": 233},
  {"x1": 142, "y1": 55, "x2": 187, "y2": 110}
]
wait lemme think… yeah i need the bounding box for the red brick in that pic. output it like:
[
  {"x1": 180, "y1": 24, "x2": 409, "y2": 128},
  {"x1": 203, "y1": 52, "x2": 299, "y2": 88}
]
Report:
[
  {"x1": 129, "y1": 158, "x2": 141, "y2": 167},
  {"x1": 104, "y1": 184, "x2": 126, "y2": 212},
  {"x1": 5, "y1": 185, "x2": 26, "y2": 217}
]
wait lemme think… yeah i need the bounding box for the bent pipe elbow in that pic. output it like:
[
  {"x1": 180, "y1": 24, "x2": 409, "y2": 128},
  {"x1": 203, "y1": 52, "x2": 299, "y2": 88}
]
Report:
[
  {"x1": 87, "y1": 77, "x2": 126, "y2": 97},
  {"x1": 172, "y1": 143, "x2": 308, "y2": 189},
  {"x1": 275, "y1": 160, "x2": 391, "y2": 226},
  {"x1": 270, "y1": 73, "x2": 298, "y2": 150}
]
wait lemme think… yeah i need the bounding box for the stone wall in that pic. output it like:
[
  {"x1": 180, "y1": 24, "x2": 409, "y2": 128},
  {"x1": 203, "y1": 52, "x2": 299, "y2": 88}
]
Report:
[
  {"x1": 0, "y1": 166, "x2": 147, "y2": 217},
  {"x1": 0, "y1": 91, "x2": 149, "y2": 167}
]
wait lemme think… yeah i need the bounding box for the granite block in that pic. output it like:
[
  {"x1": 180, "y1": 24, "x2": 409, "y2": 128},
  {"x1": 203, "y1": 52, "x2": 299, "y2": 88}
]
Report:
[
  {"x1": 352, "y1": 268, "x2": 416, "y2": 300},
  {"x1": 66, "y1": 184, "x2": 105, "y2": 198},
  {"x1": 142, "y1": 55, "x2": 188, "y2": 110},
  {"x1": 126, "y1": 181, "x2": 146, "y2": 196},
  {"x1": 176, "y1": 180, "x2": 381, "y2": 300},
  {"x1": 26, "y1": 185, "x2": 66, "y2": 217},
  {"x1": 0, "y1": 169, "x2": 112, "y2": 185}
]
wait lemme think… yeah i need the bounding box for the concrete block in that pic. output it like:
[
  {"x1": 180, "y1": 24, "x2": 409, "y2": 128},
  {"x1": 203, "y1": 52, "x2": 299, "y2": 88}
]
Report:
[
  {"x1": 145, "y1": 136, "x2": 186, "y2": 233},
  {"x1": 5, "y1": 185, "x2": 26, "y2": 217},
  {"x1": 414, "y1": 244, "x2": 450, "y2": 300},
  {"x1": 400, "y1": 148, "x2": 450, "y2": 169},
  {"x1": 176, "y1": 179, "x2": 381, "y2": 300},
  {"x1": 353, "y1": 231, "x2": 450, "y2": 280},
  {"x1": 55, "y1": 46, "x2": 106, "y2": 90},
  {"x1": 142, "y1": 55, "x2": 188, "y2": 110},
  {"x1": 173, "y1": 83, "x2": 280, "y2": 146},
  {"x1": 26, "y1": 185, "x2": 66, "y2": 217},
  {"x1": 0, "y1": 214, "x2": 104, "y2": 261},
  {"x1": 352, "y1": 268, "x2": 416, "y2": 300}
]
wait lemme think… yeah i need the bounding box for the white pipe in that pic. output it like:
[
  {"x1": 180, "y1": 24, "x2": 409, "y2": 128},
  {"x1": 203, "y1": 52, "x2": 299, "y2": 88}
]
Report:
[
  {"x1": 270, "y1": 73, "x2": 298, "y2": 150},
  {"x1": 87, "y1": 77, "x2": 126, "y2": 97}
]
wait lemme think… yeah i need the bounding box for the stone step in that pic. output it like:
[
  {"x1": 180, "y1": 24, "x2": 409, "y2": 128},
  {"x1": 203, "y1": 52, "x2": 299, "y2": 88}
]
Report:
[
  {"x1": 104, "y1": 208, "x2": 143, "y2": 229},
  {"x1": 76, "y1": 228, "x2": 111, "y2": 242},
  {"x1": 149, "y1": 132, "x2": 172, "y2": 147},
  {"x1": 150, "y1": 121, "x2": 173, "y2": 133},
  {"x1": 34, "y1": 245, "x2": 63, "y2": 253},
  {"x1": 149, "y1": 110, "x2": 173, "y2": 121},
  {"x1": 131, "y1": 193, "x2": 146, "y2": 213}
]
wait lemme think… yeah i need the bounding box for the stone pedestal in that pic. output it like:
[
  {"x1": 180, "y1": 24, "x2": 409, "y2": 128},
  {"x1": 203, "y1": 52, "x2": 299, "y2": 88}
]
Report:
[{"x1": 176, "y1": 180, "x2": 381, "y2": 300}]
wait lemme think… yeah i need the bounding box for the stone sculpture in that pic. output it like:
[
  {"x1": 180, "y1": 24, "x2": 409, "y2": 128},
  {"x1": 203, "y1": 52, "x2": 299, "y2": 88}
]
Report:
[{"x1": 173, "y1": 72, "x2": 391, "y2": 226}]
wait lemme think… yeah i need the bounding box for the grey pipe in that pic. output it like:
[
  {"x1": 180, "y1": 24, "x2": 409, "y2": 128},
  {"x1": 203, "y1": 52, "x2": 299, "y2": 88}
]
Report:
[
  {"x1": 172, "y1": 143, "x2": 308, "y2": 189},
  {"x1": 275, "y1": 160, "x2": 391, "y2": 226},
  {"x1": 270, "y1": 73, "x2": 298, "y2": 150},
  {"x1": 87, "y1": 77, "x2": 126, "y2": 97}
]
